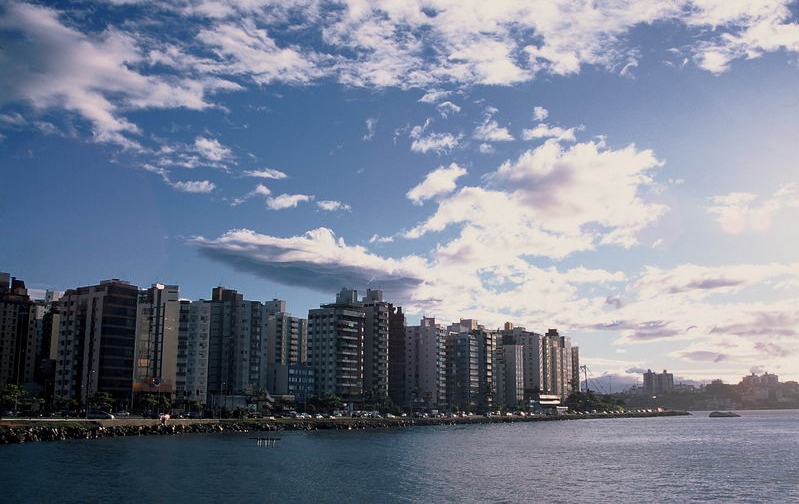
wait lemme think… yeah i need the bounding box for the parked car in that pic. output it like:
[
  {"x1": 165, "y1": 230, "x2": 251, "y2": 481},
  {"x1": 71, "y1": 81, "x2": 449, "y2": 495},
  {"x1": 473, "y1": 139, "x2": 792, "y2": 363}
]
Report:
[{"x1": 114, "y1": 411, "x2": 130, "y2": 417}]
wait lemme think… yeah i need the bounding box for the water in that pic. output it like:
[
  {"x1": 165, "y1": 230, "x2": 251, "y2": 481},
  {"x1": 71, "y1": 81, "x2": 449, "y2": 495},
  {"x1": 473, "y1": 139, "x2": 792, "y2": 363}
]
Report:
[{"x1": 2, "y1": 410, "x2": 798, "y2": 503}]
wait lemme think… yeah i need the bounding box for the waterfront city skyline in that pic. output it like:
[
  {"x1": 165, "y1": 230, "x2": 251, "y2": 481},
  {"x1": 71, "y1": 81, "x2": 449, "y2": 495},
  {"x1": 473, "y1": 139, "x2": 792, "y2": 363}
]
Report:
[{"x1": 1, "y1": 1, "x2": 798, "y2": 385}]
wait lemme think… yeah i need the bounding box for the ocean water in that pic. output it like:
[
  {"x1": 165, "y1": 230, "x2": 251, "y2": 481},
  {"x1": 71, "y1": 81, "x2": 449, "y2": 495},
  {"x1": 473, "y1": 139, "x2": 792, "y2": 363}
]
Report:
[{"x1": 2, "y1": 410, "x2": 797, "y2": 503}]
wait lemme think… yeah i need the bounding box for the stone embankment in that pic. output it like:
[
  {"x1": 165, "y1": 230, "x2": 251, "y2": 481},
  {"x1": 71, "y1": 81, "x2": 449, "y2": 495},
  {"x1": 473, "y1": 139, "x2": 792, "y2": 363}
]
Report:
[{"x1": 0, "y1": 410, "x2": 689, "y2": 444}]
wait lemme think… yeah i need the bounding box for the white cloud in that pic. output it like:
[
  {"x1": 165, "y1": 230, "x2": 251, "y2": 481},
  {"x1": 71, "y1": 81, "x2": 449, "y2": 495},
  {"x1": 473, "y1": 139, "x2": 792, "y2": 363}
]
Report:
[
  {"x1": 522, "y1": 124, "x2": 579, "y2": 142},
  {"x1": 479, "y1": 143, "x2": 495, "y2": 154},
  {"x1": 242, "y1": 168, "x2": 288, "y2": 179},
  {"x1": 4, "y1": 0, "x2": 798, "y2": 159},
  {"x1": 196, "y1": 18, "x2": 327, "y2": 85},
  {"x1": 231, "y1": 184, "x2": 271, "y2": 206},
  {"x1": 436, "y1": 101, "x2": 461, "y2": 118},
  {"x1": 191, "y1": 227, "x2": 427, "y2": 295},
  {"x1": 171, "y1": 180, "x2": 216, "y2": 193},
  {"x1": 369, "y1": 234, "x2": 394, "y2": 244},
  {"x1": 0, "y1": 2, "x2": 231, "y2": 148},
  {"x1": 533, "y1": 106, "x2": 550, "y2": 122},
  {"x1": 473, "y1": 118, "x2": 514, "y2": 142},
  {"x1": 140, "y1": 163, "x2": 217, "y2": 194},
  {"x1": 362, "y1": 117, "x2": 377, "y2": 141},
  {"x1": 266, "y1": 193, "x2": 312, "y2": 210},
  {"x1": 409, "y1": 119, "x2": 462, "y2": 154},
  {"x1": 406, "y1": 163, "x2": 468, "y2": 205},
  {"x1": 706, "y1": 183, "x2": 799, "y2": 234},
  {"x1": 686, "y1": 1, "x2": 799, "y2": 74},
  {"x1": 0, "y1": 112, "x2": 27, "y2": 126},
  {"x1": 418, "y1": 89, "x2": 450, "y2": 103},
  {"x1": 194, "y1": 136, "x2": 233, "y2": 162},
  {"x1": 317, "y1": 200, "x2": 352, "y2": 212},
  {"x1": 404, "y1": 138, "x2": 666, "y2": 252}
]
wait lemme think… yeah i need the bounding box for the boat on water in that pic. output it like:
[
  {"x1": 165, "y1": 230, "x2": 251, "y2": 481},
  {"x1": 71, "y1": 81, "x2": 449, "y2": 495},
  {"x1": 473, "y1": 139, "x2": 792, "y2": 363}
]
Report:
[{"x1": 709, "y1": 411, "x2": 740, "y2": 418}]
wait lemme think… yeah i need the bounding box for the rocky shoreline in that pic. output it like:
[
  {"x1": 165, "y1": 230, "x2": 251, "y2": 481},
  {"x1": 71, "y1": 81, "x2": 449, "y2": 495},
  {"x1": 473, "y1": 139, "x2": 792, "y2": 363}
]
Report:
[{"x1": 0, "y1": 410, "x2": 689, "y2": 444}]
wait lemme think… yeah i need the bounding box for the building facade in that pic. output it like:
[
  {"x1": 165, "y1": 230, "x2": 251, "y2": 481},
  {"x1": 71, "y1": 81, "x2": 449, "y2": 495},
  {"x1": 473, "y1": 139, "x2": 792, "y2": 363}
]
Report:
[
  {"x1": 361, "y1": 289, "x2": 390, "y2": 399},
  {"x1": 133, "y1": 284, "x2": 180, "y2": 401},
  {"x1": 307, "y1": 289, "x2": 365, "y2": 401},
  {"x1": 405, "y1": 317, "x2": 447, "y2": 411},
  {"x1": 0, "y1": 273, "x2": 35, "y2": 388},
  {"x1": 54, "y1": 279, "x2": 138, "y2": 406},
  {"x1": 387, "y1": 305, "x2": 406, "y2": 408},
  {"x1": 206, "y1": 287, "x2": 269, "y2": 403},
  {"x1": 643, "y1": 369, "x2": 674, "y2": 396}
]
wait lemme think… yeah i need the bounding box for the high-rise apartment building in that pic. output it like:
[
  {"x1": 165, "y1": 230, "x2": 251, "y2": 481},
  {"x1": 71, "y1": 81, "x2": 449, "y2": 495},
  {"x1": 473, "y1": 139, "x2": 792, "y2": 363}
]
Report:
[
  {"x1": 387, "y1": 305, "x2": 406, "y2": 408},
  {"x1": 133, "y1": 284, "x2": 180, "y2": 400},
  {"x1": 362, "y1": 289, "x2": 390, "y2": 398},
  {"x1": 0, "y1": 272, "x2": 34, "y2": 387},
  {"x1": 494, "y1": 342, "x2": 524, "y2": 409},
  {"x1": 643, "y1": 369, "x2": 674, "y2": 396},
  {"x1": 445, "y1": 319, "x2": 497, "y2": 411},
  {"x1": 405, "y1": 317, "x2": 447, "y2": 411},
  {"x1": 265, "y1": 299, "x2": 307, "y2": 367},
  {"x1": 177, "y1": 300, "x2": 211, "y2": 405},
  {"x1": 543, "y1": 329, "x2": 576, "y2": 399},
  {"x1": 308, "y1": 288, "x2": 365, "y2": 401},
  {"x1": 501, "y1": 324, "x2": 579, "y2": 400},
  {"x1": 264, "y1": 298, "x2": 312, "y2": 400},
  {"x1": 206, "y1": 287, "x2": 268, "y2": 400},
  {"x1": 54, "y1": 279, "x2": 138, "y2": 406},
  {"x1": 445, "y1": 330, "x2": 479, "y2": 410}
]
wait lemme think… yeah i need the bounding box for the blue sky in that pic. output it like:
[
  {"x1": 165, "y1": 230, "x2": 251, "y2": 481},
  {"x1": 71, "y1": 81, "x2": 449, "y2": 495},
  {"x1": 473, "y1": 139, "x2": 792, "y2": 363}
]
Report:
[{"x1": 2, "y1": 0, "x2": 799, "y2": 387}]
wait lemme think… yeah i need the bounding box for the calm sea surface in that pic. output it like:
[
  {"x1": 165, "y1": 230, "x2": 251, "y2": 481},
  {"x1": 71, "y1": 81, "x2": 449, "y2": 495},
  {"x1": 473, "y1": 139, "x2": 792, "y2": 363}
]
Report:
[{"x1": 2, "y1": 410, "x2": 797, "y2": 503}]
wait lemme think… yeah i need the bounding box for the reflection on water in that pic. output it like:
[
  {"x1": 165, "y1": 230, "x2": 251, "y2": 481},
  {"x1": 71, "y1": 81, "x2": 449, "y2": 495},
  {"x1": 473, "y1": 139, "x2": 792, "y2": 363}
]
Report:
[{"x1": 2, "y1": 410, "x2": 798, "y2": 503}]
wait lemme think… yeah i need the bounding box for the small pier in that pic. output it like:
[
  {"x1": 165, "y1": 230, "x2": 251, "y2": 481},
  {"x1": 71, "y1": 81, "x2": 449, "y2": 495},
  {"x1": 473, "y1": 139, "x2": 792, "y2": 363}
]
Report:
[{"x1": 251, "y1": 436, "x2": 282, "y2": 447}]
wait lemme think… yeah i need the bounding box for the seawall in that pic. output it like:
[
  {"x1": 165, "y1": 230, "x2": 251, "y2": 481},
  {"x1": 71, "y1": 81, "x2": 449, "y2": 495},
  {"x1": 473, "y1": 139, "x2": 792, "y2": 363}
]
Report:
[{"x1": 0, "y1": 410, "x2": 689, "y2": 444}]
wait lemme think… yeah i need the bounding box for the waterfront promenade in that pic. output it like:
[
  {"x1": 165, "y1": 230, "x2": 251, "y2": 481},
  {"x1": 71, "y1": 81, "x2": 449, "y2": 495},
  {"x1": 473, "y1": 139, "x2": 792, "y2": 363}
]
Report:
[{"x1": 0, "y1": 410, "x2": 688, "y2": 444}]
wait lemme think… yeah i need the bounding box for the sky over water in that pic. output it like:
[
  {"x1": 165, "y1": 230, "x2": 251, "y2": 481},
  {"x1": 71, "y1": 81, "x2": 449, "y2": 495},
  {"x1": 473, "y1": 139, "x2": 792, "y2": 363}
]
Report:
[{"x1": 1, "y1": 0, "x2": 799, "y2": 385}]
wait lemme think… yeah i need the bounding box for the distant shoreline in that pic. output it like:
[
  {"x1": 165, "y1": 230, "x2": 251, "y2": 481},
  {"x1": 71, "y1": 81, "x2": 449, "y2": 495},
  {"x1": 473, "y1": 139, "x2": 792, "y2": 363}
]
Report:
[{"x1": 0, "y1": 410, "x2": 690, "y2": 444}]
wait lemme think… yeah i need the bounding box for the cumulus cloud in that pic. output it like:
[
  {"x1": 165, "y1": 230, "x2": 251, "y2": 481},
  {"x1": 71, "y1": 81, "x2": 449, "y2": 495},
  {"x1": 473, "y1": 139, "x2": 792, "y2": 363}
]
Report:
[
  {"x1": 436, "y1": 101, "x2": 461, "y2": 118},
  {"x1": 140, "y1": 163, "x2": 216, "y2": 194},
  {"x1": 406, "y1": 163, "x2": 468, "y2": 205},
  {"x1": 0, "y1": 2, "x2": 231, "y2": 148},
  {"x1": 317, "y1": 200, "x2": 351, "y2": 212},
  {"x1": 242, "y1": 168, "x2": 288, "y2": 180},
  {"x1": 196, "y1": 18, "x2": 327, "y2": 85},
  {"x1": 706, "y1": 183, "x2": 799, "y2": 234},
  {"x1": 522, "y1": 124, "x2": 579, "y2": 142},
  {"x1": 266, "y1": 193, "x2": 312, "y2": 210},
  {"x1": 231, "y1": 184, "x2": 271, "y2": 206},
  {"x1": 3, "y1": 0, "x2": 798, "y2": 157},
  {"x1": 473, "y1": 117, "x2": 514, "y2": 142},
  {"x1": 687, "y1": 1, "x2": 799, "y2": 73},
  {"x1": 418, "y1": 89, "x2": 450, "y2": 103},
  {"x1": 533, "y1": 106, "x2": 549, "y2": 122},
  {"x1": 405, "y1": 137, "x2": 666, "y2": 259},
  {"x1": 194, "y1": 137, "x2": 234, "y2": 162},
  {"x1": 171, "y1": 180, "x2": 216, "y2": 193},
  {"x1": 408, "y1": 119, "x2": 462, "y2": 154}
]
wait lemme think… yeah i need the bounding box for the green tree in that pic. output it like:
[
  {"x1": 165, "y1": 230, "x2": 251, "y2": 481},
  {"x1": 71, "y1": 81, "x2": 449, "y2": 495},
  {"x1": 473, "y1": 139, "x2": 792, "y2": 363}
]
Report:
[
  {"x1": 139, "y1": 393, "x2": 171, "y2": 414},
  {"x1": 565, "y1": 391, "x2": 625, "y2": 412},
  {"x1": 307, "y1": 392, "x2": 344, "y2": 413},
  {"x1": 89, "y1": 392, "x2": 115, "y2": 412},
  {"x1": 1, "y1": 384, "x2": 27, "y2": 412}
]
